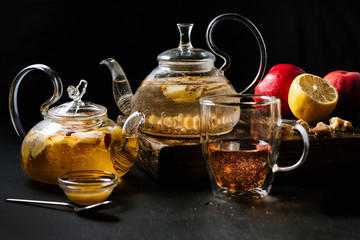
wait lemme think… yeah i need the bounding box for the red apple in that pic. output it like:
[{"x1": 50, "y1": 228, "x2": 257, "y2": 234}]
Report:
[
  {"x1": 323, "y1": 70, "x2": 360, "y2": 115},
  {"x1": 255, "y1": 64, "x2": 305, "y2": 117}
]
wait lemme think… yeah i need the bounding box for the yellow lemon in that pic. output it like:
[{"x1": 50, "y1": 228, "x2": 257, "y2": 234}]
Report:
[{"x1": 288, "y1": 73, "x2": 338, "y2": 123}]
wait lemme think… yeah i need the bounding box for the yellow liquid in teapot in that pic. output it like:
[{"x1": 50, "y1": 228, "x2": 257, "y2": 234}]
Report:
[{"x1": 20, "y1": 127, "x2": 138, "y2": 184}]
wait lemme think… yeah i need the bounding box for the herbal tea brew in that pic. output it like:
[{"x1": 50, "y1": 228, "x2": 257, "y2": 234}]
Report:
[
  {"x1": 200, "y1": 95, "x2": 309, "y2": 199},
  {"x1": 208, "y1": 140, "x2": 270, "y2": 192}
]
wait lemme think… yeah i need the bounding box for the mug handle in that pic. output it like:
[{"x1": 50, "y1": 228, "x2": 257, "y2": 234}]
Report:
[
  {"x1": 275, "y1": 120, "x2": 310, "y2": 172},
  {"x1": 206, "y1": 13, "x2": 267, "y2": 93}
]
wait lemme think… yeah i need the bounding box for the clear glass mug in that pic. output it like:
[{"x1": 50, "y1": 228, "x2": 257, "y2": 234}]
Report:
[{"x1": 199, "y1": 94, "x2": 309, "y2": 199}]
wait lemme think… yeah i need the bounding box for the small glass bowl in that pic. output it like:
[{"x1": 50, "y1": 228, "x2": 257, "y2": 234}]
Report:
[{"x1": 58, "y1": 170, "x2": 118, "y2": 206}]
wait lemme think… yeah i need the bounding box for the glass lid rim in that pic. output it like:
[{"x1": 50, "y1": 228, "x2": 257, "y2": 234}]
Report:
[
  {"x1": 157, "y1": 48, "x2": 216, "y2": 62},
  {"x1": 46, "y1": 101, "x2": 108, "y2": 119}
]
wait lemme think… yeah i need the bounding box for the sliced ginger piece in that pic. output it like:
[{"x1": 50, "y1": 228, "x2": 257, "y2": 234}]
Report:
[
  {"x1": 312, "y1": 122, "x2": 332, "y2": 137},
  {"x1": 329, "y1": 117, "x2": 353, "y2": 132}
]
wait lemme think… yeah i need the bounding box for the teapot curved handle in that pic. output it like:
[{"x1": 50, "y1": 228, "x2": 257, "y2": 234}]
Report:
[
  {"x1": 112, "y1": 111, "x2": 145, "y2": 175},
  {"x1": 206, "y1": 13, "x2": 267, "y2": 93},
  {"x1": 9, "y1": 64, "x2": 63, "y2": 139}
]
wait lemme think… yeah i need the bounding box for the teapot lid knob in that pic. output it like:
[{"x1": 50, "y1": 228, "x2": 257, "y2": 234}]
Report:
[
  {"x1": 177, "y1": 23, "x2": 193, "y2": 50},
  {"x1": 68, "y1": 79, "x2": 87, "y2": 102},
  {"x1": 47, "y1": 79, "x2": 107, "y2": 119},
  {"x1": 157, "y1": 23, "x2": 215, "y2": 62}
]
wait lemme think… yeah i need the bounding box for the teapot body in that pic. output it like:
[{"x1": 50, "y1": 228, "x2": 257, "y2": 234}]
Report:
[
  {"x1": 20, "y1": 116, "x2": 127, "y2": 184},
  {"x1": 132, "y1": 64, "x2": 237, "y2": 137}
]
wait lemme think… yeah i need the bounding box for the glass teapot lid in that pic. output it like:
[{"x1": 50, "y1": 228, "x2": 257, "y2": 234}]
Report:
[
  {"x1": 157, "y1": 23, "x2": 215, "y2": 63},
  {"x1": 47, "y1": 80, "x2": 107, "y2": 119}
]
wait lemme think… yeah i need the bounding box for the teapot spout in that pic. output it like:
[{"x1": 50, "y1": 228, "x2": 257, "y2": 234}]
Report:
[{"x1": 100, "y1": 58, "x2": 133, "y2": 115}]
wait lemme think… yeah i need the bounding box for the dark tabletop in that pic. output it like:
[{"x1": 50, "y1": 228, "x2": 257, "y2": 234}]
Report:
[{"x1": 1, "y1": 120, "x2": 360, "y2": 240}]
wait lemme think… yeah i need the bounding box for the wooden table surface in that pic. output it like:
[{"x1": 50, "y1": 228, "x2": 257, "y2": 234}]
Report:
[{"x1": 136, "y1": 116, "x2": 360, "y2": 183}]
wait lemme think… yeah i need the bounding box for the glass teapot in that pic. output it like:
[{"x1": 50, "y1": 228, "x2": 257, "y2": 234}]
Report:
[
  {"x1": 101, "y1": 13, "x2": 267, "y2": 137},
  {"x1": 9, "y1": 64, "x2": 145, "y2": 184}
]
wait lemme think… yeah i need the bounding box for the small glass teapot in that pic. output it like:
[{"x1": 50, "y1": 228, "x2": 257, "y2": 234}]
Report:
[
  {"x1": 101, "y1": 13, "x2": 267, "y2": 137},
  {"x1": 9, "y1": 64, "x2": 144, "y2": 184}
]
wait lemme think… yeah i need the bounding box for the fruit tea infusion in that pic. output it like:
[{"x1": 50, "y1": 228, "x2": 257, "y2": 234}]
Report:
[
  {"x1": 20, "y1": 125, "x2": 135, "y2": 184},
  {"x1": 208, "y1": 140, "x2": 270, "y2": 192},
  {"x1": 133, "y1": 77, "x2": 237, "y2": 137}
]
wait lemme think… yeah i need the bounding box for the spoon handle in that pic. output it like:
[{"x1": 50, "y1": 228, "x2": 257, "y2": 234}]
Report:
[{"x1": 6, "y1": 198, "x2": 71, "y2": 207}]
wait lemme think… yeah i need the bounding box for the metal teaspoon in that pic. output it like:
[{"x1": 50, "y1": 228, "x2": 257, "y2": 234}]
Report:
[{"x1": 6, "y1": 198, "x2": 112, "y2": 215}]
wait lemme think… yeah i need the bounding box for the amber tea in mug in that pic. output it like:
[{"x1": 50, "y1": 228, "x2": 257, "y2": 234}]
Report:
[{"x1": 200, "y1": 95, "x2": 309, "y2": 199}]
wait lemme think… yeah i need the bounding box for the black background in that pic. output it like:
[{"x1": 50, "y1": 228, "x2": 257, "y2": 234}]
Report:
[
  {"x1": 1, "y1": 2, "x2": 360, "y2": 238},
  {"x1": 2, "y1": 0, "x2": 360, "y2": 132}
]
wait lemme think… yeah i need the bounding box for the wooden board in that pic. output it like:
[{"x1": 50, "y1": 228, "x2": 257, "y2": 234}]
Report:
[{"x1": 134, "y1": 117, "x2": 360, "y2": 184}]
